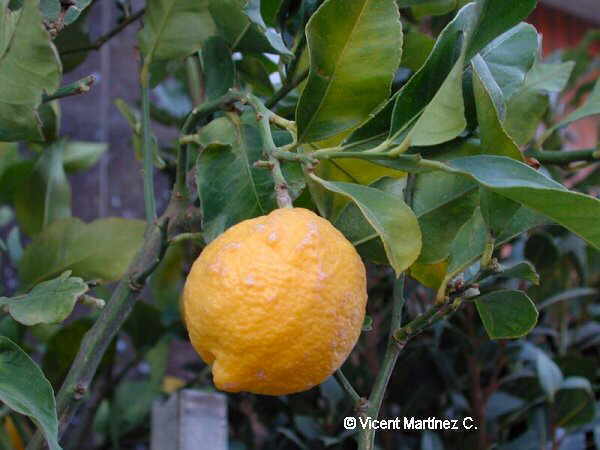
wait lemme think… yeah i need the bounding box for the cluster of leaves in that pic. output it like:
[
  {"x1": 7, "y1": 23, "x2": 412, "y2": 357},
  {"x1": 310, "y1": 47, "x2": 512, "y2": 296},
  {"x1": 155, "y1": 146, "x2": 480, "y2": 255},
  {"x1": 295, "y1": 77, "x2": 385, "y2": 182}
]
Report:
[{"x1": 0, "y1": 0, "x2": 599, "y2": 449}]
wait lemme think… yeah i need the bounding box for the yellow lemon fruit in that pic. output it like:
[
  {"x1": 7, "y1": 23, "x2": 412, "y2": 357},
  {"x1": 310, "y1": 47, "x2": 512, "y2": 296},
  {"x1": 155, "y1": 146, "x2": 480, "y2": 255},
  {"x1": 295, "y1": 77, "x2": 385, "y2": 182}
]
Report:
[{"x1": 183, "y1": 207, "x2": 367, "y2": 395}]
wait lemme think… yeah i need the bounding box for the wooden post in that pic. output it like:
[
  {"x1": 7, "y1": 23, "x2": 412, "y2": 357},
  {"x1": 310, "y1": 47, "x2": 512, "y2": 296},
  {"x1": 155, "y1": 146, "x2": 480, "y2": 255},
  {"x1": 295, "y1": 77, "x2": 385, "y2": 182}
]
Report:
[{"x1": 151, "y1": 390, "x2": 228, "y2": 450}]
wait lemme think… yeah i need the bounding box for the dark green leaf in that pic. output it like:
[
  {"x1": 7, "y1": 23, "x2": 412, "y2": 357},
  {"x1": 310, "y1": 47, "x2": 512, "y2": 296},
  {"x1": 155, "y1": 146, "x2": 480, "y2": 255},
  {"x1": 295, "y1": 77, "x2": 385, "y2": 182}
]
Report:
[
  {"x1": 296, "y1": 0, "x2": 402, "y2": 143},
  {"x1": 201, "y1": 36, "x2": 235, "y2": 101},
  {"x1": 62, "y1": 141, "x2": 107, "y2": 173},
  {"x1": 475, "y1": 290, "x2": 538, "y2": 339},
  {"x1": 504, "y1": 61, "x2": 574, "y2": 145},
  {"x1": 413, "y1": 172, "x2": 478, "y2": 264},
  {"x1": 447, "y1": 156, "x2": 600, "y2": 250},
  {"x1": 472, "y1": 55, "x2": 523, "y2": 161},
  {"x1": 62, "y1": 0, "x2": 93, "y2": 25},
  {"x1": 0, "y1": 271, "x2": 87, "y2": 326},
  {"x1": 244, "y1": 0, "x2": 291, "y2": 56},
  {"x1": 312, "y1": 176, "x2": 422, "y2": 275},
  {"x1": 499, "y1": 261, "x2": 539, "y2": 285},
  {"x1": 209, "y1": 0, "x2": 289, "y2": 55},
  {"x1": 19, "y1": 217, "x2": 146, "y2": 287},
  {"x1": 478, "y1": 23, "x2": 538, "y2": 98},
  {"x1": 554, "y1": 377, "x2": 596, "y2": 428},
  {"x1": 138, "y1": 0, "x2": 215, "y2": 81},
  {"x1": 0, "y1": 337, "x2": 61, "y2": 450},
  {"x1": 0, "y1": 0, "x2": 62, "y2": 141},
  {"x1": 196, "y1": 120, "x2": 277, "y2": 242},
  {"x1": 479, "y1": 188, "x2": 521, "y2": 238},
  {"x1": 14, "y1": 142, "x2": 71, "y2": 236},
  {"x1": 124, "y1": 302, "x2": 165, "y2": 350},
  {"x1": 388, "y1": 4, "x2": 476, "y2": 146}
]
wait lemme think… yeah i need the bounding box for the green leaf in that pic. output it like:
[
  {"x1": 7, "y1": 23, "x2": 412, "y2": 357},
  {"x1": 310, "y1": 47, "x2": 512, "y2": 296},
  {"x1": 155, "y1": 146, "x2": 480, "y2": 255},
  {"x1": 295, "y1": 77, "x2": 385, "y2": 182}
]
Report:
[
  {"x1": 62, "y1": 141, "x2": 107, "y2": 173},
  {"x1": 62, "y1": 0, "x2": 93, "y2": 25},
  {"x1": 472, "y1": 55, "x2": 523, "y2": 161},
  {"x1": 311, "y1": 176, "x2": 422, "y2": 275},
  {"x1": 447, "y1": 155, "x2": 600, "y2": 250},
  {"x1": 413, "y1": 172, "x2": 478, "y2": 264},
  {"x1": 401, "y1": 29, "x2": 435, "y2": 73},
  {"x1": 260, "y1": 0, "x2": 284, "y2": 26},
  {"x1": 237, "y1": 55, "x2": 275, "y2": 97},
  {"x1": 446, "y1": 206, "x2": 488, "y2": 276},
  {"x1": 498, "y1": 261, "x2": 539, "y2": 285},
  {"x1": 0, "y1": 271, "x2": 87, "y2": 326},
  {"x1": 554, "y1": 377, "x2": 596, "y2": 428},
  {"x1": 209, "y1": 0, "x2": 289, "y2": 55},
  {"x1": 19, "y1": 217, "x2": 146, "y2": 287},
  {"x1": 388, "y1": 3, "x2": 476, "y2": 146},
  {"x1": 334, "y1": 177, "x2": 405, "y2": 265},
  {"x1": 504, "y1": 61, "x2": 575, "y2": 145},
  {"x1": 479, "y1": 188, "x2": 521, "y2": 238},
  {"x1": 296, "y1": 0, "x2": 402, "y2": 143},
  {"x1": 138, "y1": 0, "x2": 215, "y2": 80},
  {"x1": 475, "y1": 290, "x2": 538, "y2": 339},
  {"x1": 0, "y1": 0, "x2": 62, "y2": 142},
  {"x1": 14, "y1": 142, "x2": 71, "y2": 237},
  {"x1": 478, "y1": 23, "x2": 538, "y2": 98},
  {"x1": 0, "y1": 337, "x2": 61, "y2": 450},
  {"x1": 201, "y1": 36, "x2": 235, "y2": 101},
  {"x1": 544, "y1": 78, "x2": 600, "y2": 141},
  {"x1": 244, "y1": 0, "x2": 291, "y2": 56},
  {"x1": 196, "y1": 119, "x2": 277, "y2": 242},
  {"x1": 464, "y1": 0, "x2": 536, "y2": 61}
]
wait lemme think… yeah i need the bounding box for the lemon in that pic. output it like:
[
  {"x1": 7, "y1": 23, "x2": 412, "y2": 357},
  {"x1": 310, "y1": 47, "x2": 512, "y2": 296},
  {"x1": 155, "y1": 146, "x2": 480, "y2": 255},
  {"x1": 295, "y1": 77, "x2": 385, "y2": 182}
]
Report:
[{"x1": 183, "y1": 208, "x2": 367, "y2": 395}]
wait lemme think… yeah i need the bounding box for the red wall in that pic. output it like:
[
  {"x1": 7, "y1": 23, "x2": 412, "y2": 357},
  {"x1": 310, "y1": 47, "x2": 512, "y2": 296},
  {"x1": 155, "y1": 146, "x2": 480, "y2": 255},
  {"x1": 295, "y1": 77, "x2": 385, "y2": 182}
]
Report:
[{"x1": 528, "y1": 5, "x2": 599, "y2": 150}]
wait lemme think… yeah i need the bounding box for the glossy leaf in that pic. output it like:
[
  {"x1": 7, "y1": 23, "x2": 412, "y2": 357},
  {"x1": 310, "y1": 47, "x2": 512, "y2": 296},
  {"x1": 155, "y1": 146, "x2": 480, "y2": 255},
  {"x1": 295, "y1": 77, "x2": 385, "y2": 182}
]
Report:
[
  {"x1": 504, "y1": 61, "x2": 575, "y2": 145},
  {"x1": 413, "y1": 172, "x2": 478, "y2": 264},
  {"x1": 333, "y1": 177, "x2": 405, "y2": 265},
  {"x1": 521, "y1": 343, "x2": 564, "y2": 401},
  {"x1": 14, "y1": 142, "x2": 71, "y2": 237},
  {"x1": 447, "y1": 155, "x2": 600, "y2": 250},
  {"x1": 0, "y1": 337, "x2": 61, "y2": 450},
  {"x1": 478, "y1": 23, "x2": 538, "y2": 98},
  {"x1": 0, "y1": 271, "x2": 87, "y2": 326},
  {"x1": 499, "y1": 261, "x2": 540, "y2": 285},
  {"x1": 311, "y1": 176, "x2": 422, "y2": 275},
  {"x1": 472, "y1": 55, "x2": 523, "y2": 161},
  {"x1": 19, "y1": 217, "x2": 146, "y2": 287},
  {"x1": 475, "y1": 290, "x2": 538, "y2": 339},
  {"x1": 209, "y1": 0, "x2": 289, "y2": 55},
  {"x1": 62, "y1": 141, "x2": 107, "y2": 173},
  {"x1": 138, "y1": 0, "x2": 215, "y2": 80},
  {"x1": 201, "y1": 36, "x2": 235, "y2": 101},
  {"x1": 0, "y1": 0, "x2": 61, "y2": 142},
  {"x1": 554, "y1": 377, "x2": 596, "y2": 428},
  {"x1": 296, "y1": 0, "x2": 402, "y2": 143},
  {"x1": 196, "y1": 119, "x2": 277, "y2": 242},
  {"x1": 479, "y1": 188, "x2": 521, "y2": 238},
  {"x1": 62, "y1": 0, "x2": 93, "y2": 25},
  {"x1": 464, "y1": 0, "x2": 536, "y2": 61},
  {"x1": 446, "y1": 207, "x2": 488, "y2": 276},
  {"x1": 244, "y1": 0, "x2": 291, "y2": 56},
  {"x1": 388, "y1": 4, "x2": 476, "y2": 146},
  {"x1": 260, "y1": 0, "x2": 284, "y2": 26}
]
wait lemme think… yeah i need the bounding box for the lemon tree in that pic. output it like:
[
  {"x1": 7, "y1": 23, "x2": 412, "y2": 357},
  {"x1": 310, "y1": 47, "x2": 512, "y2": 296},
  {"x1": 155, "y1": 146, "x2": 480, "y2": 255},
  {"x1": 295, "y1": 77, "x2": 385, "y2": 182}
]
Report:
[{"x1": 0, "y1": 0, "x2": 599, "y2": 449}]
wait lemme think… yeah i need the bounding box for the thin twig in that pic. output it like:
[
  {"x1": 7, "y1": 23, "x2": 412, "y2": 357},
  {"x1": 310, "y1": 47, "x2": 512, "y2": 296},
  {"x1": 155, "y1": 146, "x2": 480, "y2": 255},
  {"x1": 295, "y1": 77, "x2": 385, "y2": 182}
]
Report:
[
  {"x1": 42, "y1": 75, "x2": 96, "y2": 103},
  {"x1": 140, "y1": 67, "x2": 157, "y2": 224},
  {"x1": 60, "y1": 9, "x2": 146, "y2": 56},
  {"x1": 335, "y1": 370, "x2": 362, "y2": 405},
  {"x1": 530, "y1": 148, "x2": 600, "y2": 165}
]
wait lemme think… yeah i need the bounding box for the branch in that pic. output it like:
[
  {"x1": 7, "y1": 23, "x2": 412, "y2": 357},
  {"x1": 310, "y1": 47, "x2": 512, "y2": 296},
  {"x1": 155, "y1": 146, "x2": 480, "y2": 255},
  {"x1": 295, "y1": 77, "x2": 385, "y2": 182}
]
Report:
[
  {"x1": 42, "y1": 75, "x2": 96, "y2": 103},
  {"x1": 530, "y1": 148, "x2": 600, "y2": 165},
  {"x1": 60, "y1": 9, "x2": 145, "y2": 56},
  {"x1": 358, "y1": 276, "x2": 407, "y2": 449}
]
